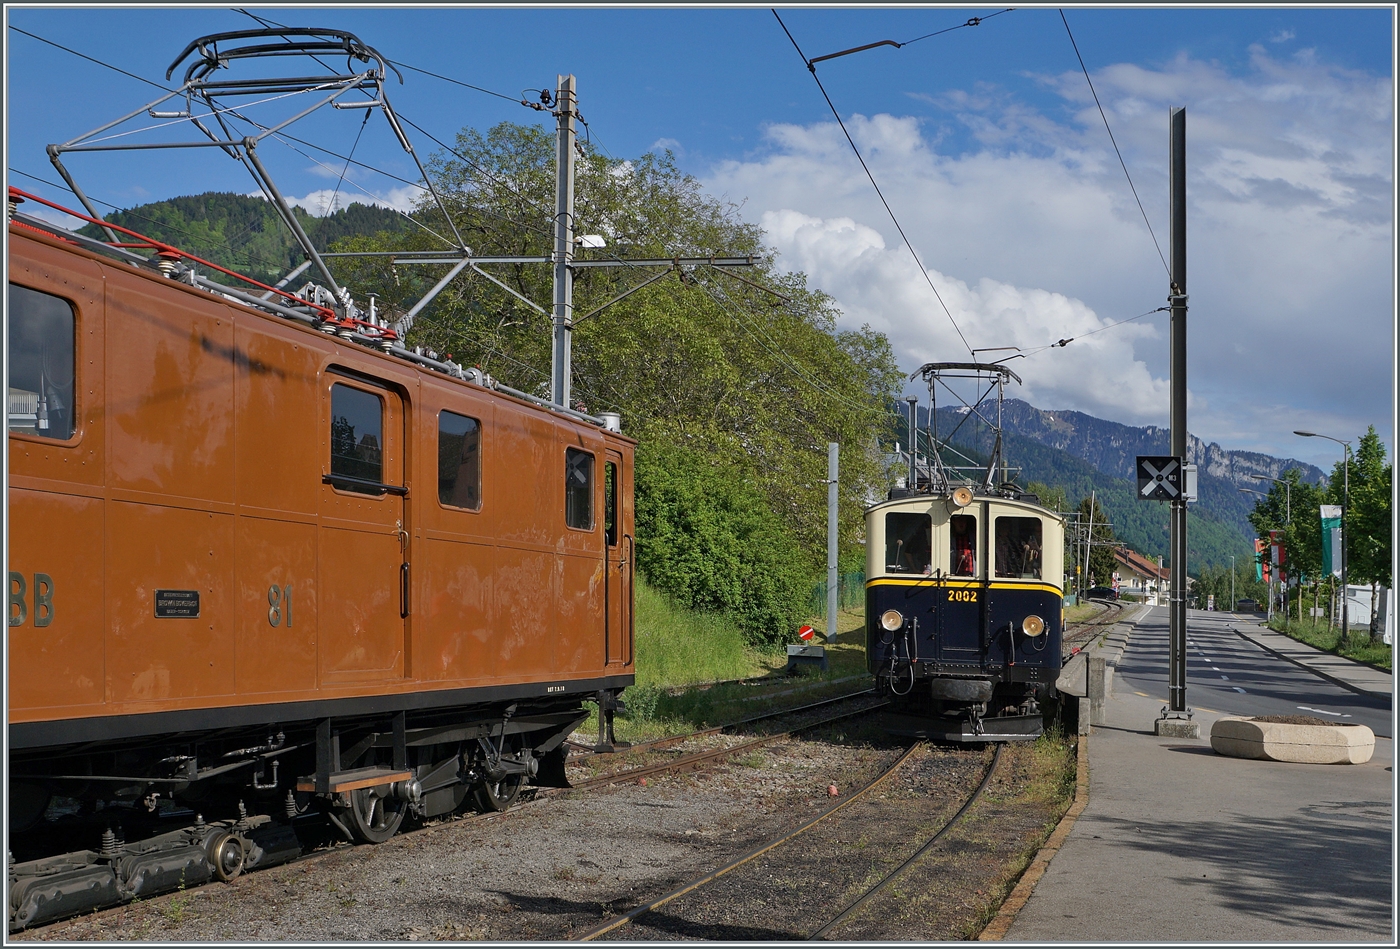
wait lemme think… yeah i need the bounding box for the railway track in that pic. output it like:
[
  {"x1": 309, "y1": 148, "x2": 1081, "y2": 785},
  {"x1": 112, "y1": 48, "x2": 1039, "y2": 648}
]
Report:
[
  {"x1": 12, "y1": 686, "x2": 882, "y2": 934},
  {"x1": 1061, "y1": 600, "x2": 1126, "y2": 657},
  {"x1": 573, "y1": 742, "x2": 1005, "y2": 941}
]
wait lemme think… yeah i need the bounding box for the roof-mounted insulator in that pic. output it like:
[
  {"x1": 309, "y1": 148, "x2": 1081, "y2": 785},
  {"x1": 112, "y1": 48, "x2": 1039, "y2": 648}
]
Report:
[
  {"x1": 7, "y1": 193, "x2": 23, "y2": 221},
  {"x1": 156, "y1": 251, "x2": 183, "y2": 278}
]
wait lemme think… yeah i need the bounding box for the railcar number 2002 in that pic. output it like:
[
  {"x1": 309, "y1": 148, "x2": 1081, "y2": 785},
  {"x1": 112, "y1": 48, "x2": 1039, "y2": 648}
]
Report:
[{"x1": 948, "y1": 589, "x2": 978, "y2": 603}]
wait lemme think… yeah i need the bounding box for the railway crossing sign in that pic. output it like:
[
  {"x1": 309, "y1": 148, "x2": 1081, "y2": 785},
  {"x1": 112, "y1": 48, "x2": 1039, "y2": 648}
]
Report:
[{"x1": 1137, "y1": 456, "x2": 1182, "y2": 500}]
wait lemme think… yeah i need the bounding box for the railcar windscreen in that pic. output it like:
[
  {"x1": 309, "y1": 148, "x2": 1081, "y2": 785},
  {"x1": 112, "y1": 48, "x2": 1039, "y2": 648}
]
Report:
[
  {"x1": 950, "y1": 513, "x2": 977, "y2": 576},
  {"x1": 438, "y1": 410, "x2": 481, "y2": 510},
  {"x1": 330, "y1": 383, "x2": 384, "y2": 492},
  {"x1": 7, "y1": 284, "x2": 76, "y2": 440},
  {"x1": 565, "y1": 447, "x2": 595, "y2": 529},
  {"x1": 885, "y1": 512, "x2": 931, "y2": 574},
  {"x1": 995, "y1": 517, "x2": 1043, "y2": 579}
]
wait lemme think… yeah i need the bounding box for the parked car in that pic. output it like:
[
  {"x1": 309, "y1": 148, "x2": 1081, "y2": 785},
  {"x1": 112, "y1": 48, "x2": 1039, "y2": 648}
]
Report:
[{"x1": 1086, "y1": 586, "x2": 1119, "y2": 601}]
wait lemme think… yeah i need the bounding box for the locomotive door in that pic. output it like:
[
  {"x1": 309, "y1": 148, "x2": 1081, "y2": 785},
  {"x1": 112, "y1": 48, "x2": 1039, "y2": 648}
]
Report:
[
  {"x1": 319, "y1": 373, "x2": 409, "y2": 682},
  {"x1": 938, "y1": 506, "x2": 984, "y2": 665},
  {"x1": 603, "y1": 450, "x2": 631, "y2": 666}
]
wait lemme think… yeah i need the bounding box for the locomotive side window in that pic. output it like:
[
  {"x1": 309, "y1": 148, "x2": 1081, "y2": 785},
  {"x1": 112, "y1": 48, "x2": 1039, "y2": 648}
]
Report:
[
  {"x1": 565, "y1": 448, "x2": 595, "y2": 530},
  {"x1": 330, "y1": 383, "x2": 384, "y2": 494},
  {"x1": 995, "y1": 517, "x2": 1043, "y2": 579},
  {"x1": 604, "y1": 461, "x2": 618, "y2": 546},
  {"x1": 438, "y1": 410, "x2": 481, "y2": 510},
  {"x1": 885, "y1": 512, "x2": 931, "y2": 574},
  {"x1": 949, "y1": 514, "x2": 977, "y2": 577},
  {"x1": 7, "y1": 284, "x2": 76, "y2": 440}
]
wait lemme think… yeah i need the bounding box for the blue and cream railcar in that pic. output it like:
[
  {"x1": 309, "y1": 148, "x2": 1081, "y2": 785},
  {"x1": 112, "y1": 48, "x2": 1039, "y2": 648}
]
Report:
[{"x1": 866, "y1": 485, "x2": 1064, "y2": 740}]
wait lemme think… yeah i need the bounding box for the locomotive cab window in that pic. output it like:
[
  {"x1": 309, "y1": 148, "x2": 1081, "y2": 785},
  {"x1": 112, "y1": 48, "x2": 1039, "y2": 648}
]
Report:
[
  {"x1": 330, "y1": 383, "x2": 384, "y2": 494},
  {"x1": 885, "y1": 512, "x2": 931, "y2": 574},
  {"x1": 949, "y1": 514, "x2": 977, "y2": 577},
  {"x1": 565, "y1": 447, "x2": 595, "y2": 530},
  {"x1": 995, "y1": 517, "x2": 1043, "y2": 579},
  {"x1": 7, "y1": 283, "x2": 76, "y2": 440},
  {"x1": 438, "y1": 410, "x2": 481, "y2": 510}
]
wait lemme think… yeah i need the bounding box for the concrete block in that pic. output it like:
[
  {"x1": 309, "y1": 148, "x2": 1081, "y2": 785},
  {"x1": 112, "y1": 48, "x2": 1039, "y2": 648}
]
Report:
[
  {"x1": 1057, "y1": 652, "x2": 1088, "y2": 697},
  {"x1": 1088, "y1": 657, "x2": 1107, "y2": 725},
  {"x1": 1210, "y1": 718, "x2": 1375, "y2": 764},
  {"x1": 1154, "y1": 718, "x2": 1201, "y2": 739},
  {"x1": 1077, "y1": 696, "x2": 1091, "y2": 736}
]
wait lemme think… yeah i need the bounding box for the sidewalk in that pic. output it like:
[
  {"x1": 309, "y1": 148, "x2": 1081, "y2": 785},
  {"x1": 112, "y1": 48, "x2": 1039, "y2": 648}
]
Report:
[
  {"x1": 1002, "y1": 607, "x2": 1394, "y2": 943},
  {"x1": 1227, "y1": 615, "x2": 1392, "y2": 699}
]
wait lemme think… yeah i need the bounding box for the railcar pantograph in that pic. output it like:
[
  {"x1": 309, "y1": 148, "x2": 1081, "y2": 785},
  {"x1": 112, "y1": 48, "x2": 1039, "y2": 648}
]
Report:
[
  {"x1": 866, "y1": 362, "x2": 1064, "y2": 741},
  {"x1": 7, "y1": 28, "x2": 635, "y2": 930}
]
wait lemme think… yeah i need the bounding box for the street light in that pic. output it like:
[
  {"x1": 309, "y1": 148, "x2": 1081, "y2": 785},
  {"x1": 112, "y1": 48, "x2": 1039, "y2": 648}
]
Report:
[
  {"x1": 1295, "y1": 431, "x2": 1352, "y2": 636},
  {"x1": 1249, "y1": 474, "x2": 1291, "y2": 523}
]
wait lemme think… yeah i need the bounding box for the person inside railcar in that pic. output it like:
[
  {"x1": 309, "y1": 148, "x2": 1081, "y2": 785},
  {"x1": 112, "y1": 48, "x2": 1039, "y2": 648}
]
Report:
[
  {"x1": 950, "y1": 513, "x2": 976, "y2": 576},
  {"x1": 995, "y1": 517, "x2": 1043, "y2": 579}
]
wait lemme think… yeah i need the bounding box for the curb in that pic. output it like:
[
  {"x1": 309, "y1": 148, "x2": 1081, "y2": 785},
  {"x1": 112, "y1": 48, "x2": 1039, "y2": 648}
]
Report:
[
  {"x1": 977, "y1": 733, "x2": 1089, "y2": 941},
  {"x1": 1231, "y1": 625, "x2": 1392, "y2": 701}
]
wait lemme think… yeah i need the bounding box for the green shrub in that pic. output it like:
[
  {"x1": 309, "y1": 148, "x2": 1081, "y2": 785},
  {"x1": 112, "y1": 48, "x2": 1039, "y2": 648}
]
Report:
[{"x1": 635, "y1": 441, "x2": 809, "y2": 646}]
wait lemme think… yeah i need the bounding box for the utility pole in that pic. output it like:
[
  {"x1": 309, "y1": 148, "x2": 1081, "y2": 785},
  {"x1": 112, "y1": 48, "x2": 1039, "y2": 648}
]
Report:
[
  {"x1": 1159, "y1": 106, "x2": 1196, "y2": 737},
  {"x1": 1085, "y1": 490, "x2": 1096, "y2": 597},
  {"x1": 551, "y1": 75, "x2": 577, "y2": 407},
  {"x1": 827, "y1": 443, "x2": 839, "y2": 644}
]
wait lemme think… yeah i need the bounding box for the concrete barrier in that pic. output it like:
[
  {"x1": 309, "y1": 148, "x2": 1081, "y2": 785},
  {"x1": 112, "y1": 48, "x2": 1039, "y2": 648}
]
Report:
[{"x1": 1210, "y1": 717, "x2": 1375, "y2": 764}]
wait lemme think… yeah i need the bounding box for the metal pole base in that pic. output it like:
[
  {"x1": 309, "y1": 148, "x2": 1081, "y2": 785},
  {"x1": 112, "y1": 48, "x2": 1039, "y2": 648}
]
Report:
[{"x1": 1155, "y1": 704, "x2": 1200, "y2": 738}]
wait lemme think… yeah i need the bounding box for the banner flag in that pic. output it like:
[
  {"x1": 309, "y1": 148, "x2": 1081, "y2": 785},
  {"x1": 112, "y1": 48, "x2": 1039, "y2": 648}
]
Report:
[
  {"x1": 1320, "y1": 505, "x2": 1342, "y2": 578},
  {"x1": 1254, "y1": 538, "x2": 1266, "y2": 582}
]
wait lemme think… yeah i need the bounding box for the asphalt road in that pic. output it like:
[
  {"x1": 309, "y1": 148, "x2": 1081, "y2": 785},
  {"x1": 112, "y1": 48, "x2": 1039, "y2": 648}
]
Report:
[{"x1": 1117, "y1": 607, "x2": 1393, "y2": 738}]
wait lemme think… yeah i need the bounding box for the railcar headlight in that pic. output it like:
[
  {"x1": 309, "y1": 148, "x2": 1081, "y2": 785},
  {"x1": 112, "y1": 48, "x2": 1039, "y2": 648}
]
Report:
[
  {"x1": 880, "y1": 609, "x2": 905, "y2": 632},
  {"x1": 1021, "y1": 614, "x2": 1045, "y2": 637}
]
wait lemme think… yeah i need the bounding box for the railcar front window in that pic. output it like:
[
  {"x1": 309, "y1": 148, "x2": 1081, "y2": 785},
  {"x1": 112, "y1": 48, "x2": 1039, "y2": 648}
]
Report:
[
  {"x1": 330, "y1": 383, "x2": 383, "y2": 493},
  {"x1": 995, "y1": 517, "x2": 1043, "y2": 579},
  {"x1": 438, "y1": 410, "x2": 481, "y2": 510},
  {"x1": 565, "y1": 448, "x2": 595, "y2": 530},
  {"x1": 885, "y1": 512, "x2": 931, "y2": 574},
  {"x1": 949, "y1": 514, "x2": 977, "y2": 576},
  {"x1": 7, "y1": 284, "x2": 76, "y2": 440}
]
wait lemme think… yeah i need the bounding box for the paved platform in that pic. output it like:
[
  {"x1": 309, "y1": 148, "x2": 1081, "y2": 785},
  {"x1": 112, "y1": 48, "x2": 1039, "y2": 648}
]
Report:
[{"x1": 1003, "y1": 609, "x2": 1394, "y2": 943}]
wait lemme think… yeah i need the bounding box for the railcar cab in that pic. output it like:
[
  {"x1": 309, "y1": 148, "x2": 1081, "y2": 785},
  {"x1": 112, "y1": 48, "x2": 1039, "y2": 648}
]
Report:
[{"x1": 865, "y1": 485, "x2": 1065, "y2": 740}]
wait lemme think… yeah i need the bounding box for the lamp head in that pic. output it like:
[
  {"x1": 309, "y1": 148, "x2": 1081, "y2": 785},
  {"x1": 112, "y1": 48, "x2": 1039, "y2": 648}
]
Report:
[{"x1": 1294, "y1": 430, "x2": 1316, "y2": 437}]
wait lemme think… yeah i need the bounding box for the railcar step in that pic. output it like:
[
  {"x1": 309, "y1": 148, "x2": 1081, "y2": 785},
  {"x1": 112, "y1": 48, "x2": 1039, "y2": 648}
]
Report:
[{"x1": 296, "y1": 767, "x2": 412, "y2": 793}]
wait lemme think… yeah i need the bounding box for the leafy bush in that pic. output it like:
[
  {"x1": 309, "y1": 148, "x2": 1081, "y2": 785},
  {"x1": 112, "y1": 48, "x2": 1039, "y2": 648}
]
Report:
[{"x1": 635, "y1": 440, "x2": 810, "y2": 646}]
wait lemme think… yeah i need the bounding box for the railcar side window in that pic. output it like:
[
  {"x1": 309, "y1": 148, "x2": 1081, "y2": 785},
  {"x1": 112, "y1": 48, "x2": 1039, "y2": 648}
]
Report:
[
  {"x1": 885, "y1": 512, "x2": 931, "y2": 574},
  {"x1": 995, "y1": 517, "x2": 1043, "y2": 579},
  {"x1": 565, "y1": 448, "x2": 595, "y2": 530},
  {"x1": 7, "y1": 284, "x2": 76, "y2": 440},
  {"x1": 949, "y1": 514, "x2": 977, "y2": 577},
  {"x1": 604, "y1": 461, "x2": 618, "y2": 546},
  {"x1": 438, "y1": 410, "x2": 481, "y2": 510},
  {"x1": 330, "y1": 383, "x2": 384, "y2": 494}
]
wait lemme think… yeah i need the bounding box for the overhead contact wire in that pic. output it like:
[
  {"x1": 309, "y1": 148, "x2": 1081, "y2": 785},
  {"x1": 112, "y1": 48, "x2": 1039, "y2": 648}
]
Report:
[
  {"x1": 1059, "y1": 9, "x2": 1170, "y2": 278},
  {"x1": 772, "y1": 10, "x2": 976, "y2": 360}
]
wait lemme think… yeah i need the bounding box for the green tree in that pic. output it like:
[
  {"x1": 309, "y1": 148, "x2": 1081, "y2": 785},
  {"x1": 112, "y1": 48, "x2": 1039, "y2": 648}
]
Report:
[
  {"x1": 1336, "y1": 427, "x2": 1393, "y2": 638},
  {"x1": 1244, "y1": 469, "x2": 1325, "y2": 622}
]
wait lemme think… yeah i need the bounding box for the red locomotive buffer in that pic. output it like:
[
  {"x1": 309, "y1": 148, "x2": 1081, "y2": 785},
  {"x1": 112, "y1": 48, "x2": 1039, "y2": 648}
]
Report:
[{"x1": 7, "y1": 206, "x2": 635, "y2": 928}]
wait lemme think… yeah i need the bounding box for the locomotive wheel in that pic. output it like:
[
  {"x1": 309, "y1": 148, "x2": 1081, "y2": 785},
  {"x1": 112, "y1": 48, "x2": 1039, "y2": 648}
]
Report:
[
  {"x1": 342, "y1": 784, "x2": 406, "y2": 844},
  {"x1": 473, "y1": 773, "x2": 525, "y2": 813}
]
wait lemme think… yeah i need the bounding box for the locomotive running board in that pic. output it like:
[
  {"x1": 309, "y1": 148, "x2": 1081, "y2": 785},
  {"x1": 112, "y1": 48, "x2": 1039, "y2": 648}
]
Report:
[
  {"x1": 880, "y1": 711, "x2": 1043, "y2": 743},
  {"x1": 295, "y1": 767, "x2": 412, "y2": 794}
]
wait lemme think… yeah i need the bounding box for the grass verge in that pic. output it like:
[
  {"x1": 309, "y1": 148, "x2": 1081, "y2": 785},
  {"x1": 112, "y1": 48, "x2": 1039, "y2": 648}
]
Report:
[{"x1": 1266, "y1": 617, "x2": 1392, "y2": 671}]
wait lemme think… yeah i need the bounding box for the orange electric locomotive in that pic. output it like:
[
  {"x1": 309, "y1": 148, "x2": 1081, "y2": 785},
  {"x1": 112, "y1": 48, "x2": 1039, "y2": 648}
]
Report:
[{"x1": 6, "y1": 27, "x2": 635, "y2": 930}]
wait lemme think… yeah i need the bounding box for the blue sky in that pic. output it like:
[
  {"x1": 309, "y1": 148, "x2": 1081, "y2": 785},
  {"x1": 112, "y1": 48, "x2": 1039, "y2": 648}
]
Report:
[{"x1": 5, "y1": 5, "x2": 1395, "y2": 470}]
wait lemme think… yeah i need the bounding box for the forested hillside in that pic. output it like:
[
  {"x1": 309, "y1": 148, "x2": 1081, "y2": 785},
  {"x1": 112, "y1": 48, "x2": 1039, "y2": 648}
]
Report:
[{"x1": 81, "y1": 192, "x2": 409, "y2": 287}]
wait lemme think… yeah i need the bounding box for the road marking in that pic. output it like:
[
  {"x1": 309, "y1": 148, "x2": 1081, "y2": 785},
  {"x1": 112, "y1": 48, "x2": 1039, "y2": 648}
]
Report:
[
  {"x1": 1219, "y1": 675, "x2": 1229, "y2": 680},
  {"x1": 1233, "y1": 687, "x2": 1247, "y2": 693},
  {"x1": 1297, "y1": 706, "x2": 1351, "y2": 718},
  {"x1": 1134, "y1": 691, "x2": 1149, "y2": 697},
  {"x1": 1212, "y1": 667, "x2": 1221, "y2": 672}
]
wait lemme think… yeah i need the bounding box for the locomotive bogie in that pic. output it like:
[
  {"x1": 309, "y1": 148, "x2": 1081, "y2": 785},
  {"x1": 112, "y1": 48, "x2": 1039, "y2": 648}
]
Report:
[
  {"x1": 865, "y1": 492, "x2": 1065, "y2": 741},
  {"x1": 8, "y1": 216, "x2": 636, "y2": 926}
]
